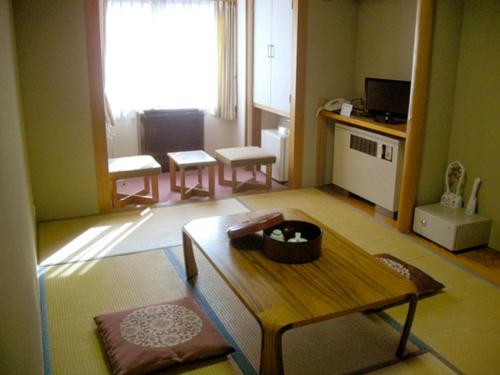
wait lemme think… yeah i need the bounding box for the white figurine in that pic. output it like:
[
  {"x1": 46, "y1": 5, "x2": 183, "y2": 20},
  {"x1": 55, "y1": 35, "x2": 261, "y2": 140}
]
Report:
[
  {"x1": 465, "y1": 177, "x2": 481, "y2": 215},
  {"x1": 287, "y1": 232, "x2": 308, "y2": 243},
  {"x1": 270, "y1": 229, "x2": 285, "y2": 241},
  {"x1": 441, "y1": 160, "x2": 465, "y2": 209}
]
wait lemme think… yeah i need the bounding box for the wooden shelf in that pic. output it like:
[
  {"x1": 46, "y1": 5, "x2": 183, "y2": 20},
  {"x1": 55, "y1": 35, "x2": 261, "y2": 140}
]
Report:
[
  {"x1": 319, "y1": 110, "x2": 407, "y2": 139},
  {"x1": 253, "y1": 103, "x2": 290, "y2": 119}
]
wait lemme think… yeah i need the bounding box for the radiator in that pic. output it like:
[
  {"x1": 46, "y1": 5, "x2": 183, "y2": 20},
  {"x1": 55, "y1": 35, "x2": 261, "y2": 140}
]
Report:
[
  {"x1": 332, "y1": 123, "x2": 405, "y2": 212},
  {"x1": 140, "y1": 109, "x2": 204, "y2": 171}
]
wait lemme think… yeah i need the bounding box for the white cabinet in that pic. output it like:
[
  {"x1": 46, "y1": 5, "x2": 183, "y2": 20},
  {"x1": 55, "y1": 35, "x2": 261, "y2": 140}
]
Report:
[
  {"x1": 413, "y1": 204, "x2": 491, "y2": 251},
  {"x1": 253, "y1": 0, "x2": 292, "y2": 115},
  {"x1": 261, "y1": 129, "x2": 289, "y2": 182}
]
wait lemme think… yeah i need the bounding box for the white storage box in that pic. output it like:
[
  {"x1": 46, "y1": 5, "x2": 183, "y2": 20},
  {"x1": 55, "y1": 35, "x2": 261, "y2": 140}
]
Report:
[
  {"x1": 413, "y1": 203, "x2": 491, "y2": 251},
  {"x1": 261, "y1": 129, "x2": 289, "y2": 183}
]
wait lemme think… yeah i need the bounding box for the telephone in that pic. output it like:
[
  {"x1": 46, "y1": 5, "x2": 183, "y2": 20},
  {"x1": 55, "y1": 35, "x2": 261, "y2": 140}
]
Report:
[
  {"x1": 315, "y1": 98, "x2": 346, "y2": 117},
  {"x1": 325, "y1": 98, "x2": 346, "y2": 111}
]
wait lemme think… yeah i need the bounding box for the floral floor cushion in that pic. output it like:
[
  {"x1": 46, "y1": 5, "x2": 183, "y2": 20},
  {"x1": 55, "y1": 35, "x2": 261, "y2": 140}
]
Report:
[
  {"x1": 375, "y1": 253, "x2": 445, "y2": 297},
  {"x1": 94, "y1": 297, "x2": 234, "y2": 375}
]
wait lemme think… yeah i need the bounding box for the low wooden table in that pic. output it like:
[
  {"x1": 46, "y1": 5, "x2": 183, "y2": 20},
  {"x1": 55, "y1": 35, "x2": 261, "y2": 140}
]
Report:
[
  {"x1": 214, "y1": 146, "x2": 276, "y2": 193},
  {"x1": 167, "y1": 150, "x2": 217, "y2": 200},
  {"x1": 108, "y1": 155, "x2": 161, "y2": 208},
  {"x1": 182, "y1": 209, "x2": 418, "y2": 375}
]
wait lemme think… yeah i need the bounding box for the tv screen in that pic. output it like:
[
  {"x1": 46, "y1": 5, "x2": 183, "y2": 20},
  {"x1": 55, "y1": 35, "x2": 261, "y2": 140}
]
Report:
[{"x1": 365, "y1": 78, "x2": 411, "y2": 122}]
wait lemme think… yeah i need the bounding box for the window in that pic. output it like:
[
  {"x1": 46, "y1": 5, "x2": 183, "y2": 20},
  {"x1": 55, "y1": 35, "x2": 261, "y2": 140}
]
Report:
[{"x1": 105, "y1": 0, "x2": 226, "y2": 118}]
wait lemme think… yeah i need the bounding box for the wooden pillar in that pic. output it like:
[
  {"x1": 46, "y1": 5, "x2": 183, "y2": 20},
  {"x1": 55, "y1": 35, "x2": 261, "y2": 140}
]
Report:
[
  {"x1": 288, "y1": 0, "x2": 308, "y2": 189},
  {"x1": 397, "y1": 0, "x2": 434, "y2": 232},
  {"x1": 315, "y1": 116, "x2": 328, "y2": 186},
  {"x1": 83, "y1": 0, "x2": 112, "y2": 212}
]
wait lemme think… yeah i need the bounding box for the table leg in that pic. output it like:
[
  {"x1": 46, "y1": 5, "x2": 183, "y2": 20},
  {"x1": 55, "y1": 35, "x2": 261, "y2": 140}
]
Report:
[
  {"x1": 218, "y1": 161, "x2": 225, "y2": 185},
  {"x1": 180, "y1": 167, "x2": 187, "y2": 199},
  {"x1": 396, "y1": 294, "x2": 418, "y2": 357},
  {"x1": 260, "y1": 323, "x2": 285, "y2": 375},
  {"x1": 182, "y1": 229, "x2": 198, "y2": 280},
  {"x1": 198, "y1": 166, "x2": 203, "y2": 187},
  {"x1": 143, "y1": 177, "x2": 151, "y2": 195},
  {"x1": 151, "y1": 175, "x2": 159, "y2": 203},
  {"x1": 265, "y1": 164, "x2": 273, "y2": 189},
  {"x1": 110, "y1": 179, "x2": 118, "y2": 208},
  {"x1": 169, "y1": 157, "x2": 176, "y2": 191},
  {"x1": 231, "y1": 167, "x2": 237, "y2": 193},
  {"x1": 208, "y1": 165, "x2": 215, "y2": 199}
]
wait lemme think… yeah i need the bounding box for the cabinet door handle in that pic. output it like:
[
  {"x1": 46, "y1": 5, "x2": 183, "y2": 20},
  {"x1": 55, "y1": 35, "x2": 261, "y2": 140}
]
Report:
[
  {"x1": 270, "y1": 44, "x2": 275, "y2": 58},
  {"x1": 267, "y1": 45, "x2": 272, "y2": 58}
]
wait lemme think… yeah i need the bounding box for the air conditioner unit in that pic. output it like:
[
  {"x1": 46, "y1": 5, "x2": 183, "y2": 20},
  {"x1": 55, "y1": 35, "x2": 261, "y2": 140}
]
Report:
[{"x1": 332, "y1": 123, "x2": 405, "y2": 213}]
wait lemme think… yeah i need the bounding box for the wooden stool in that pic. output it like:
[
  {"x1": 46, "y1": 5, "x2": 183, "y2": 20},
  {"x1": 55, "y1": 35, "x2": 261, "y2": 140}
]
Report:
[
  {"x1": 167, "y1": 150, "x2": 217, "y2": 200},
  {"x1": 108, "y1": 155, "x2": 161, "y2": 208},
  {"x1": 214, "y1": 146, "x2": 276, "y2": 193}
]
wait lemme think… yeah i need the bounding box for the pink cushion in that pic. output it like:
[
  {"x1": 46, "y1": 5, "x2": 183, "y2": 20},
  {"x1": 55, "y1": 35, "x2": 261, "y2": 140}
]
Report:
[
  {"x1": 94, "y1": 297, "x2": 234, "y2": 375},
  {"x1": 214, "y1": 146, "x2": 276, "y2": 167}
]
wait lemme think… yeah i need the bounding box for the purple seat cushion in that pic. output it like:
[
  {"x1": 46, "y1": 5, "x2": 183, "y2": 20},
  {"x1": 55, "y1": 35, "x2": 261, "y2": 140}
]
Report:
[
  {"x1": 94, "y1": 297, "x2": 234, "y2": 375},
  {"x1": 375, "y1": 253, "x2": 445, "y2": 297}
]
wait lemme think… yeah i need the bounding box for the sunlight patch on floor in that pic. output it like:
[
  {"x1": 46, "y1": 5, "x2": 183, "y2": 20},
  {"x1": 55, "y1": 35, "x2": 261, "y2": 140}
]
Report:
[
  {"x1": 38, "y1": 198, "x2": 250, "y2": 266},
  {"x1": 39, "y1": 226, "x2": 110, "y2": 267},
  {"x1": 43, "y1": 212, "x2": 154, "y2": 278}
]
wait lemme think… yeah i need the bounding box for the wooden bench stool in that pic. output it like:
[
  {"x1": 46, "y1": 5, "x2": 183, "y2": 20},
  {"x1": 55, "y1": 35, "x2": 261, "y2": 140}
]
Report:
[
  {"x1": 108, "y1": 155, "x2": 161, "y2": 208},
  {"x1": 214, "y1": 146, "x2": 276, "y2": 193},
  {"x1": 167, "y1": 150, "x2": 217, "y2": 200}
]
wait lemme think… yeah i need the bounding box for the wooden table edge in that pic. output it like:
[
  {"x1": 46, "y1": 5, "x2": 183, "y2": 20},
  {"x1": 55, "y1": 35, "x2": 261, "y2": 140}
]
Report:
[{"x1": 181, "y1": 210, "x2": 419, "y2": 374}]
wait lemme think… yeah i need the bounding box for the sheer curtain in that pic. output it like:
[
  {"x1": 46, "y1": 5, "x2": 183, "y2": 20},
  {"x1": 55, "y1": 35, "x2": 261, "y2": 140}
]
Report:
[
  {"x1": 105, "y1": 0, "x2": 219, "y2": 118},
  {"x1": 216, "y1": 0, "x2": 237, "y2": 120}
]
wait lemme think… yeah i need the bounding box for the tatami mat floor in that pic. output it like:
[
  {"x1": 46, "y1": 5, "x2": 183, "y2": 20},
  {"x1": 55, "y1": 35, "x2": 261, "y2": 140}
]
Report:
[
  {"x1": 239, "y1": 188, "x2": 500, "y2": 375},
  {"x1": 38, "y1": 188, "x2": 500, "y2": 374},
  {"x1": 318, "y1": 184, "x2": 500, "y2": 286}
]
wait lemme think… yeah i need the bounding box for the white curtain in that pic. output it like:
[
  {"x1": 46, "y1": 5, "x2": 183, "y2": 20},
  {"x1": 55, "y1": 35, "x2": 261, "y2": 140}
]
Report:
[
  {"x1": 105, "y1": 0, "x2": 219, "y2": 118},
  {"x1": 216, "y1": 0, "x2": 237, "y2": 120}
]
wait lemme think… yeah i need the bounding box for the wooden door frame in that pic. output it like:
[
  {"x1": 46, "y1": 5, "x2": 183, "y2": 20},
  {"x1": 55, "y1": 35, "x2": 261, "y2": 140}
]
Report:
[
  {"x1": 83, "y1": 0, "x2": 111, "y2": 213},
  {"x1": 244, "y1": 0, "x2": 254, "y2": 146},
  {"x1": 312, "y1": 0, "x2": 434, "y2": 233},
  {"x1": 86, "y1": 0, "x2": 433, "y2": 228},
  {"x1": 245, "y1": 0, "x2": 307, "y2": 189},
  {"x1": 85, "y1": 0, "x2": 306, "y2": 209}
]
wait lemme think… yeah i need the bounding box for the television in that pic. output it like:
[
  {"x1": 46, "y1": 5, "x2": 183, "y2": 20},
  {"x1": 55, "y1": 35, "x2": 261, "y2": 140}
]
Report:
[{"x1": 365, "y1": 78, "x2": 411, "y2": 124}]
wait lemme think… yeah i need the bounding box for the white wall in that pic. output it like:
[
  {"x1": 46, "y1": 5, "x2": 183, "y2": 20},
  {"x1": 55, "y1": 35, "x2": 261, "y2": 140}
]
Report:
[
  {"x1": 306, "y1": 0, "x2": 417, "y2": 187},
  {"x1": 204, "y1": 115, "x2": 241, "y2": 154},
  {"x1": 417, "y1": 0, "x2": 463, "y2": 205},
  {"x1": 302, "y1": 0, "x2": 358, "y2": 186},
  {"x1": 0, "y1": 0, "x2": 43, "y2": 373},
  {"x1": 13, "y1": 0, "x2": 99, "y2": 221},
  {"x1": 108, "y1": 114, "x2": 141, "y2": 157},
  {"x1": 447, "y1": 0, "x2": 500, "y2": 249},
  {"x1": 353, "y1": 0, "x2": 417, "y2": 98},
  {"x1": 261, "y1": 110, "x2": 286, "y2": 130}
]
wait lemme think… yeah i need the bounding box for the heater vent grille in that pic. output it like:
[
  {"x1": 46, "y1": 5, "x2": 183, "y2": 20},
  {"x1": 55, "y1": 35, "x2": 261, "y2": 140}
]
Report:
[{"x1": 350, "y1": 134, "x2": 377, "y2": 156}]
